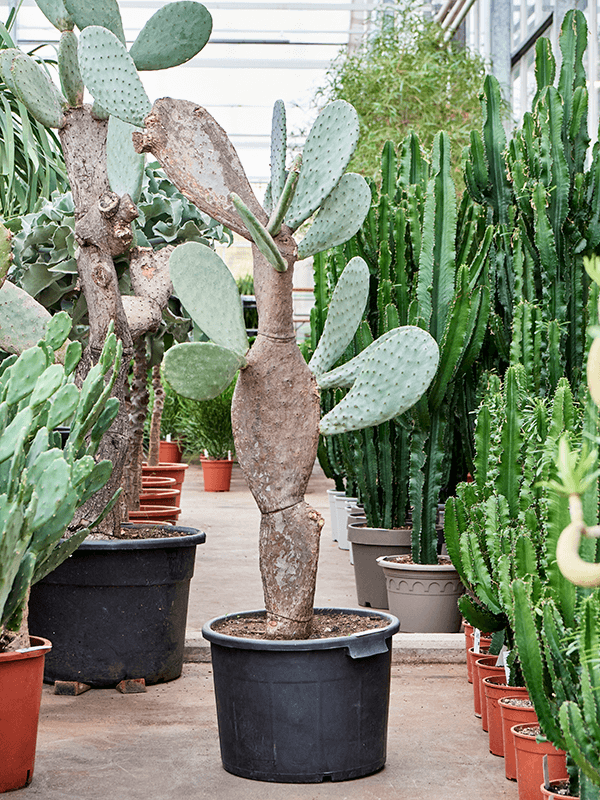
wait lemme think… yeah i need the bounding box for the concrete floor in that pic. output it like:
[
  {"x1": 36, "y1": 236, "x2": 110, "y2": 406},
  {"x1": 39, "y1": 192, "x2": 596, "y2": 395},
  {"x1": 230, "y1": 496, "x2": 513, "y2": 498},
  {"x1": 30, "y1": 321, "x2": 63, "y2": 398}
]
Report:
[{"x1": 20, "y1": 464, "x2": 519, "y2": 800}]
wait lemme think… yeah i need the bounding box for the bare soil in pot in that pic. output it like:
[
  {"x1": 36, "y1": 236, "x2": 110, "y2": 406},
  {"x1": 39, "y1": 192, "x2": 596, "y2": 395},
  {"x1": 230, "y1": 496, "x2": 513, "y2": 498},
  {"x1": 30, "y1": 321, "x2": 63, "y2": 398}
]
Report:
[{"x1": 214, "y1": 610, "x2": 390, "y2": 640}]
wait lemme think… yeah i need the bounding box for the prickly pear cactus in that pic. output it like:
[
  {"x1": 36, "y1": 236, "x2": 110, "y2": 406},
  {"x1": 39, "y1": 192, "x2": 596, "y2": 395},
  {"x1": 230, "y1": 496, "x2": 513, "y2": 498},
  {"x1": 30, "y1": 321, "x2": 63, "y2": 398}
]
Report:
[{"x1": 0, "y1": 312, "x2": 123, "y2": 651}]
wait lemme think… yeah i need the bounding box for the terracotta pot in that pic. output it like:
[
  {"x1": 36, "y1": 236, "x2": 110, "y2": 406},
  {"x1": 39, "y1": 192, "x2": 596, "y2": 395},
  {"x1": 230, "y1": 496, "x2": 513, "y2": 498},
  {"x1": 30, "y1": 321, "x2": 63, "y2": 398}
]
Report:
[
  {"x1": 475, "y1": 654, "x2": 505, "y2": 729},
  {"x1": 465, "y1": 628, "x2": 492, "y2": 683},
  {"x1": 377, "y1": 556, "x2": 464, "y2": 632},
  {"x1": 512, "y1": 724, "x2": 567, "y2": 800},
  {"x1": 0, "y1": 636, "x2": 51, "y2": 792},
  {"x1": 159, "y1": 440, "x2": 182, "y2": 463},
  {"x1": 468, "y1": 646, "x2": 489, "y2": 715},
  {"x1": 138, "y1": 487, "x2": 180, "y2": 508},
  {"x1": 142, "y1": 462, "x2": 188, "y2": 495},
  {"x1": 129, "y1": 504, "x2": 182, "y2": 524},
  {"x1": 499, "y1": 696, "x2": 538, "y2": 781},
  {"x1": 200, "y1": 458, "x2": 233, "y2": 492},
  {"x1": 483, "y1": 676, "x2": 529, "y2": 757},
  {"x1": 540, "y1": 779, "x2": 577, "y2": 799},
  {"x1": 142, "y1": 475, "x2": 176, "y2": 490}
]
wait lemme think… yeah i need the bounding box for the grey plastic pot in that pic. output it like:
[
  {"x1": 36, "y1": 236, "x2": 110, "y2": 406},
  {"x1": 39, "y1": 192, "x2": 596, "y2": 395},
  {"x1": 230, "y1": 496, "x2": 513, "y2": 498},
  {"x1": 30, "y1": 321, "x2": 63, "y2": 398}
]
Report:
[
  {"x1": 377, "y1": 556, "x2": 464, "y2": 632},
  {"x1": 202, "y1": 607, "x2": 400, "y2": 783},
  {"x1": 347, "y1": 523, "x2": 411, "y2": 609}
]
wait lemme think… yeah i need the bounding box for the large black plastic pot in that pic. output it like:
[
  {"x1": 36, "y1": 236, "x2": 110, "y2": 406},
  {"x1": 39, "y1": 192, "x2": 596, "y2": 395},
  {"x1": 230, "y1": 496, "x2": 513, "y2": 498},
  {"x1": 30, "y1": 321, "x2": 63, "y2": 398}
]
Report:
[
  {"x1": 28, "y1": 525, "x2": 205, "y2": 688},
  {"x1": 202, "y1": 607, "x2": 399, "y2": 783}
]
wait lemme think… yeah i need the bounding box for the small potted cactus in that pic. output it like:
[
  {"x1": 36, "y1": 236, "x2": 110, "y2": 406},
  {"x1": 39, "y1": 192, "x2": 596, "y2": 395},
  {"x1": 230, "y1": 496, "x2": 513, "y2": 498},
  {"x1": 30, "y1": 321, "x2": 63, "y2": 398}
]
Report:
[{"x1": 0, "y1": 310, "x2": 122, "y2": 792}]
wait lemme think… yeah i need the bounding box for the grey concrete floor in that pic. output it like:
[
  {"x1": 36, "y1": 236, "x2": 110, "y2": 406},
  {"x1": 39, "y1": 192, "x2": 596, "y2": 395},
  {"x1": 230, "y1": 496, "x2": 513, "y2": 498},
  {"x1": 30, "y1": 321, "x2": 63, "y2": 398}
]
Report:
[{"x1": 21, "y1": 463, "x2": 519, "y2": 799}]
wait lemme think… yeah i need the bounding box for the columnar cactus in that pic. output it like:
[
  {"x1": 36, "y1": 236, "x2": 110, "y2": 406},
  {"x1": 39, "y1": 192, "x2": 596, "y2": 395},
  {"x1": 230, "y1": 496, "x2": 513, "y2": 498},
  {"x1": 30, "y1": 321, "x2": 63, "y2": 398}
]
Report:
[
  {"x1": 0, "y1": 0, "x2": 213, "y2": 530},
  {"x1": 0, "y1": 311, "x2": 122, "y2": 652}
]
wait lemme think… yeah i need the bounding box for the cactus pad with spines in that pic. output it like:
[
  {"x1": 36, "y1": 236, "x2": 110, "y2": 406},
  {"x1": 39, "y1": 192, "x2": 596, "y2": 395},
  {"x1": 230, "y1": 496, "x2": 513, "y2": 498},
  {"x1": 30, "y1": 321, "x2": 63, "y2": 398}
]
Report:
[
  {"x1": 129, "y1": 1, "x2": 212, "y2": 71},
  {"x1": 316, "y1": 329, "x2": 400, "y2": 389},
  {"x1": 284, "y1": 100, "x2": 359, "y2": 231},
  {"x1": 297, "y1": 173, "x2": 371, "y2": 259},
  {"x1": 58, "y1": 30, "x2": 83, "y2": 106},
  {"x1": 0, "y1": 49, "x2": 22, "y2": 95},
  {"x1": 269, "y1": 100, "x2": 287, "y2": 208},
  {"x1": 0, "y1": 282, "x2": 52, "y2": 355},
  {"x1": 10, "y1": 53, "x2": 67, "y2": 129},
  {"x1": 308, "y1": 256, "x2": 369, "y2": 377},
  {"x1": 162, "y1": 341, "x2": 244, "y2": 401},
  {"x1": 106, "y1": 116, "x2": 145, "y2": 203},
  {"x1": 169, "y1": 242, "x2": 249, "y2": 356},
  {"x1": 35, "y1": 0, "x2": 74, "y2": 31},
  {"x1": 63, "y1": 0, "x2": 125, "y2": 42},
  {"x1": 78, "y1": 26, "x2": 152, "y2": 127},
  {"x1": 319, "y1": 326, "x2": 439, "y2": 435}
]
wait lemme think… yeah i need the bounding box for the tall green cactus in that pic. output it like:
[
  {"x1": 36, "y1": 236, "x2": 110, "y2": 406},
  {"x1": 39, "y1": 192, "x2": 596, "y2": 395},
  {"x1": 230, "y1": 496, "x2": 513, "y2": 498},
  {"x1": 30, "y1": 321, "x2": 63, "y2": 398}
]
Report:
[{"x1": 0, "y1": 311, "x2": 122, "y2": 650}]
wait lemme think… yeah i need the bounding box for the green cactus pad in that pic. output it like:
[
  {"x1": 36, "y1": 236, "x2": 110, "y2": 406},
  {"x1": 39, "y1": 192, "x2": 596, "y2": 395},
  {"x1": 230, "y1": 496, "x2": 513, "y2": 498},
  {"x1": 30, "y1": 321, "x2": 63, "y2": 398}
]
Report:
[
  {"x1": 230, "y1": 193, "x2": 287, "y2": 273},
  {"x1": 58, "y1": 30, "x2": 83, "y2": 106},
  {"x1": 43, "y1": 311, "x2": 71, "y2": 351},
  {"x1": 319, "y1": 326, "x2": 439, "y2": 435},
  {"x1": 308, "y1": 256, "x2": 369, "y2": 377},
  {"x1": 106, "y1": 116, "x2": 145, "y2": 203},
  {"x1": 297, "y1": 173, "x2": 371, "y2": 259},
  {"x1": 317, "y1": 329, "x2": 400, "y2": 389},
  {"x1": 0, "y1": 222, "x2": 12, "y2": 290},
  {"x1": 129, "y1": 1, "x2": 212, "y2": 71},
  {"x1": 170, "y1": 242, "x2": 249, "y2": 356},
  {"x1": 35, "y1": 0, "x2": 74, "y2": 31},
  {"x1": 78, "y1": 26, "x2": 152, "y2": 127},
  {"x1": 0, "y1": 49, "x2": 22, "y2": 95},
  {"x1": 11, "y1": 53, "x2": 67, "y2": 129},
  {"x1": 270, "y1": 100, "x2": 287, "y2": 207},
  {"x1": 63, "y1": 0, "x2": 125, "y2": 42},
  {"x1": 162, "y1": 341, "x2": 244, "y2": 401},
  {"x1": 0, "y1": 281, "x2": 51, "y2": 355},
  {"x1": 284, "y1": 100, "x2": 359, "y2": 231}
]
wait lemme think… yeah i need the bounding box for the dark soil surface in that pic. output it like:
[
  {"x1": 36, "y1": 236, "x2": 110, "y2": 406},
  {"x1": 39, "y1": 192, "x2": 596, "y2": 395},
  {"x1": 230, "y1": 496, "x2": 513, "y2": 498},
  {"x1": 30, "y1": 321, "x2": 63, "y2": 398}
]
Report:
[
  {"x1": 213, "y1": 611, "x2": 389, "y2": 640},
  {"x1": 543, "y1": 780, "x2": 575, "y2": 797}
]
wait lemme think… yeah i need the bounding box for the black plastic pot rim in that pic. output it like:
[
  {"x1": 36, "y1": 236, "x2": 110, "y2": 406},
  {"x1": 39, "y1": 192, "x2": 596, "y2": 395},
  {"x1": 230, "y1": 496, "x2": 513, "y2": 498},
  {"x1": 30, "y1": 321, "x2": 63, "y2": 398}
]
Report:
[
  {"x1": 67, "y1": 524, "x2": 206, "y2": 551},
  {"x1": 202, "y1": 607, "x2": 399, "y2": 659}
]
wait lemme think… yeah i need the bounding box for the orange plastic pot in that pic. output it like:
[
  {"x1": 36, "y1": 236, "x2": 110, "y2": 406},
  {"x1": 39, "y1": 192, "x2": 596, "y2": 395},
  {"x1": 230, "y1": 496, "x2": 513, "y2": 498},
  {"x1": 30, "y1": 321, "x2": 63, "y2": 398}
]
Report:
[
  {"x1": 468, "y1": 646, "x2": 489, "y2": 715},
  {"x1": 483, "y1": 676, "x2": 529, "y2": 757},
  {"x1": 200, "y1": 458, "x2": 233, "y2": 492},
  {"x1": 0, "y1": 636, "x2": 51, "y2": 792},
  {"x1": 476, "y1": 655, "x2": 505, "y2": 729},
  {"x1": 512, "y1": 724, "x2": 567, "y2": 800},
  {"x1": 139, "y1": 488, "x2": 180, "y2": 508},
  {"x1": 142, "y1": 463, "x2": 188, "y2": 495},
  {"x1": 129, "y1": 504, "x2": 182, "y2": 524},
  {"x1": 465, "y1": 631, "x2": 492, "y2": 683},
  {"x1": 499, "y1": 696, "x2": 538, "y2": 781},
  {"x1": 159, "y1": 440, "x2": 182, "y2": 463},
  {"x1": 540, "y1": 779, "x2": 577, "y2": 799},
  {"x1": 142, "y1": 475, "x2": 176, "y2": 490}
]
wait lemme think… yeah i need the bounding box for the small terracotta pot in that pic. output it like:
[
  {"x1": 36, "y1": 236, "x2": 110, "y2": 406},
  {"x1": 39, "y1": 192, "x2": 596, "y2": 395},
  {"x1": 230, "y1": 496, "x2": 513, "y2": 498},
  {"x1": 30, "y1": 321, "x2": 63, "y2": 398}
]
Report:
[
  {"x1": 159, "y1": 440, "x2": 182, "y2": 463},
  {"x1": 475, "y1": 655, "x2": 506, "y2": 730},
  {"x1": 512, "y1": 724, "x2": 567, "y2": 800},
  {"x1": 129, "y1": 504, "x2": 182, "y2": 524},
  {"x1": 138, "y1": 487, "x2": 180, "y2": 508},
  {"x1": 465, "y1": 628, "x2": 492, "y2": 683},
  {"x1": 483, "y1": 676, "x2": 529, "y2": 757},
  {"x1": 499, "y1": 696, "x2": 538, "y2": 781},
  {"x1": 200, "y1": 458, "x2": 233, "y2": 492},
  {"x1": 468, "y1": 646, "x2": 489, "y2": 715},
  {"x1": 142, "y1": 462, "x2": 188, "y2": 495},
  {"x1": 540, "y1": 779, "x2": 577, "y2": 799},
  {"x1": 142, "y1": 475, "x2": 176, "y2": 490},
  {"x1": 0, "y1": 636, "x2": 51, "y2": 792}
]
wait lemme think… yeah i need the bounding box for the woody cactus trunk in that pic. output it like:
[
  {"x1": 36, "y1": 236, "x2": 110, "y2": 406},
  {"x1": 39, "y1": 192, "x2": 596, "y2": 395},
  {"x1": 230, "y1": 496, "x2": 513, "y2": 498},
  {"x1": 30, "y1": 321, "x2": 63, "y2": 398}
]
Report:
[{"x1": 0, "y1": 0, "x2": 214, "y2": 530}]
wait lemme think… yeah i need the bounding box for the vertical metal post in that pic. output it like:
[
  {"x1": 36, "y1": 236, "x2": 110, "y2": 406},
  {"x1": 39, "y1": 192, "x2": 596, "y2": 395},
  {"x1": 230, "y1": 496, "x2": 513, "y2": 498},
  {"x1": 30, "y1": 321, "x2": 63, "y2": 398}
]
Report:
[{"x1": 489, "y1": 0, "x2": 512, "y2": 104}]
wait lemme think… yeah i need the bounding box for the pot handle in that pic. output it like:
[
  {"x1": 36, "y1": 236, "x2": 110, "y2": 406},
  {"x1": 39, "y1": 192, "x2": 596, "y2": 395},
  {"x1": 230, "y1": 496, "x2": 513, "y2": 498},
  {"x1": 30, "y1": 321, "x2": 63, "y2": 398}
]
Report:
[{"x1": 346, "y1": 629, "x2": 392, "y2": 659}]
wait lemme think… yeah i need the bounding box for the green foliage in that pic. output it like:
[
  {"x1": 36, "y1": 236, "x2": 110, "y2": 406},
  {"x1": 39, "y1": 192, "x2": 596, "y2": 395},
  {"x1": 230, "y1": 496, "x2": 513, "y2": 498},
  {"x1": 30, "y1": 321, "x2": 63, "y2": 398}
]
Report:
[
  {"x1": 0, "y1": 312, "x2": 122, "y2": 645},
  {"x1": 177, "y1": 378, "x2": 236, "y2": 460},
  {"x1": 315, "y1": 0, "x2": 487, "y2": 187}
]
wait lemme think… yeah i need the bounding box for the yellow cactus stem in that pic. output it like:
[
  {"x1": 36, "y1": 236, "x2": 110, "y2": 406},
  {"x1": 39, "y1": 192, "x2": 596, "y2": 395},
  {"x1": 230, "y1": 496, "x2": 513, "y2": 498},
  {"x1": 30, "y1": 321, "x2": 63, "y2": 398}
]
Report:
[
  {"x1": 586, "y1": 336, "x2": 600, "y2": 408},
  {"x1": 555, "y1": 493, "x2": 600, "y2": 587}
]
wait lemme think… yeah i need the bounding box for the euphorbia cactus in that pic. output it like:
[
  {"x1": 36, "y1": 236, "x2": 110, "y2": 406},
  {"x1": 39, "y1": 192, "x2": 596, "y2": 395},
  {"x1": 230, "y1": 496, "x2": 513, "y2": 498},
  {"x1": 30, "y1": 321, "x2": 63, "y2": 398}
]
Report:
[{"x1": 0, "y1": 311, "x2": 122, "y2": 652}]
